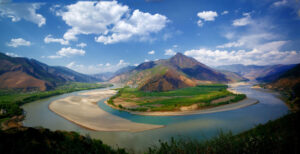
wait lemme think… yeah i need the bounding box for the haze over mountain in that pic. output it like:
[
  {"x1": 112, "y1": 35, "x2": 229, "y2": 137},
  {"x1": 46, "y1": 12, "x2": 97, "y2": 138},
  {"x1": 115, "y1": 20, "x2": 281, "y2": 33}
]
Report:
[
  {"x1": 92, "y1": 66, "x2": 135, "y2": 81},
  {"x1": 216, "y1": 64, "x2": 297, "y2": 81},
  {"x1": 0, "y1": 52, "x2": 99, "y2": 91},
  {"x1": 110, "y1": 53, "x2": 245, "y2": 92}
]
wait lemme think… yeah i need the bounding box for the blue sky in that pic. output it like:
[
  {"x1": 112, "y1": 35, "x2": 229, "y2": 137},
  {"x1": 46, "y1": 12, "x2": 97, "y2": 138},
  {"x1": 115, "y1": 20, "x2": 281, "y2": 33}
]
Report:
[{"x1": 0, "y1": 0, "x2": 300, "y2": 74}]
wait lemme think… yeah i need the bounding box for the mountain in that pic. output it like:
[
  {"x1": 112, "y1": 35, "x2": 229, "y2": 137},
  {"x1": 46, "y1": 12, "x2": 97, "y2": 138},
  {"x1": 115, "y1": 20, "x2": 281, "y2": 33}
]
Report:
[
  {"x1": 92, "y1": 72, "x2": 115, "y2": 81},
  {"x1": 218, "y1": 70, "x2": 249, "y2": 82},
  {"x1": 264, "y1": 64, "x2": 300, "y2": 108},
  {"x1": 256, "y1": 64, "x2": 297, "y2": 82},
  {"x1": 265, "y1": 64, "x2": 300, "y2": 91},
  {"x1": 92, "y1": 66, "x2": 135, "y2": 81},
  {"x1": 216, "y1": 64, "x2": 267, "y2": 80},
  {"x1": 0, "y1": 52, "x2": 99, "y2": 91},
  {"x1": 110, "y1": 53, "x2": 239, "y2": 92},
  {"x1": 216, "y1": 64, "x2": 296, "y2": 80}
]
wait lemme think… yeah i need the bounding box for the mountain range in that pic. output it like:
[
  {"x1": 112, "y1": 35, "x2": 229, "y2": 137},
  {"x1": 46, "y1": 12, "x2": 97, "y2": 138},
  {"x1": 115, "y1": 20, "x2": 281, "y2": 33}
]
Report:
[
  {"x1": 216, "y1": 64, "x2": 296, "y2": 81},
  {"x1": 1, "y1": 51, "x2": 299, "y2": 93},
  {"x1": 0, "y1": 52, "x2": 99, "y2": 91}
]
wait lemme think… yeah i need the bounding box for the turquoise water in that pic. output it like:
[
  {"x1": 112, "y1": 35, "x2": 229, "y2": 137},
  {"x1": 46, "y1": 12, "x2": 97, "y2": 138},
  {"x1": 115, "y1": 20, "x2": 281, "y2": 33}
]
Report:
[{"x1": 22, "y1": 83, "x2": 289, "y2": 153}]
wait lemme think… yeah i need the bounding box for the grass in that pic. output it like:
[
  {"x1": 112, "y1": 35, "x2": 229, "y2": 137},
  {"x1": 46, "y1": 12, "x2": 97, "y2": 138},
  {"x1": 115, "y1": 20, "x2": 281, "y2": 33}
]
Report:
[
  {"x1": 109, "y1": 84, "x2": 246, "y2": 112},
  {"x1": 0, "y1": 82, "x2": 112, "y2": 121}
]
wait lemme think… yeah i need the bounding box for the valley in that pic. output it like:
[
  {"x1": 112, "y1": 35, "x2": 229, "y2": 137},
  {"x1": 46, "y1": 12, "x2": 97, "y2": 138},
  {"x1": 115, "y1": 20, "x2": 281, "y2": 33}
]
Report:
[
  {"x1": 1, "y1": 0, "x2": 300, "y2": 153},
  {"x1": 0, "y1": 51, "x2": 298, "y2": 153}
]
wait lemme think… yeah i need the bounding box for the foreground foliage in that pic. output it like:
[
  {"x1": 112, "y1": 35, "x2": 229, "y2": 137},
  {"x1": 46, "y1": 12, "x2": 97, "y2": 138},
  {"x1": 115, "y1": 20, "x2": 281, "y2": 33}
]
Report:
[
  {"x1": 0, "y1": 82, "x2": 112, "y2": 119},
  {"x1": 0, "y1": 127, "x2": 126, "y2": 154},
  {"x1": 147, "y1": 111, "x2": 300, "y2": 154}
]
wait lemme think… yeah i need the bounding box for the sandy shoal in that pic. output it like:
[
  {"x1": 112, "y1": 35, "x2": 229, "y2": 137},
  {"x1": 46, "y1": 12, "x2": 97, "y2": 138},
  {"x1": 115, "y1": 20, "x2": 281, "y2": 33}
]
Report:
[
  {"x1": 49, "y1": 89, "x2": 163, "y2": 132},
  {"x1": 106, "y1": 98, "x2": 258, "y2": 116}
]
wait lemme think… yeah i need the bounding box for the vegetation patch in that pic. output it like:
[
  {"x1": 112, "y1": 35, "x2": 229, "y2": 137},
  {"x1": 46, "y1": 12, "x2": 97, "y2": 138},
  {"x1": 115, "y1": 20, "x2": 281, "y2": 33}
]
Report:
[{"x1": 110, "y1": 84, "x2": 246, "y2": 112}]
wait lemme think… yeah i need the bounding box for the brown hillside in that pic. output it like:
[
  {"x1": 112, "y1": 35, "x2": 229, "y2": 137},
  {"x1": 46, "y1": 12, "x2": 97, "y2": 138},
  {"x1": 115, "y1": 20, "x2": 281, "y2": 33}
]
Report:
[
  {"x1": 0, "y1": 71, "x2": 48, "y2": 91},
  {"x1": 139, "y1": 69, "x2": 196, "y2": 92}
]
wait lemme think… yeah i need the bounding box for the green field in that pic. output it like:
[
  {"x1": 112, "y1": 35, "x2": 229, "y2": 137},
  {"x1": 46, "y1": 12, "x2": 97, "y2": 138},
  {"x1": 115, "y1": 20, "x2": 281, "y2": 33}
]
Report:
[
  {"x1": 108, "y1": 84, "x2": 246, "y2": 112},
  {"x1": 0, "y1": 82, "x2": 112, "y2": 120}
]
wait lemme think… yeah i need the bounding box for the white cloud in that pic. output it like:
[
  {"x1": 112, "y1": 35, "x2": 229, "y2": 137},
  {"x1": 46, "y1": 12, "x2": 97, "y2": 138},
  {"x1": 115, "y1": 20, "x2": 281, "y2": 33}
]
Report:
[
  {"x1": 66, "y1": 61, "x2": 75, "y2": 68},
  {"x1": 217, "y1": 41, "x2": 244, "y2": 48},
  {"x1": 95, "y1": 9, "x2": 168, "y2": 44},
  {"x1": 218, "y1": 15, "x2": 290, "y2": 62},
  {"x1": 232, "y1": 13, "x2": 252, "y2": 26},
  {"x1": 217, "y1": 33, "x2": 284, "y2": 51},
  {"x1": 66, "y1": 60, "x2": 130, "y2": 74},
  {"x1": 48, "y1": 47, "x2": 85, "y2": 59},
  {"x1": 5, "y1": 52, "x2": 19, "y2": 57},
  {"x1": 49, "y1": 4, "x2": 61, "y2": 13},
  {"x1": 144, "y1": 59, "x2": 150, "y2": 62},
  {"x1": 221, "y1": 11, "x2": 229, "y2": 15},
  {"x1": 164, "y1": 49, "x2": 176, "y2": 56},
  {"x1": 7, "y1": 38, "x2": 31, "y2": 47},
  {"x1": 148, "y1": 50, "x2": 155, "y2": 55},
  {"x1": 224, "y1": 32, "x2": 235, "y2": 39},
  {"x1": 273, "y1": 0, "x2": 288, "y2": 7},
  {"x1": 0, "y1": 3, "x2": 45, "y2": 27},
  {"x1": 197, "y1": 11, "x2": 218, "y2": 27},
  {"x1": 57, "y1": 1, "x2": 168, "y2": 44},
  {"x1": 44, "y1": 35, "x2": 69, "y2": 45},
  {"x1": 221, "y1": 33, "x2": 279, "y2": 49},
  {"x1": 188, "y1": 15, "x2": 297, "y2": 66},
  {"x1": 76, "y1": 43, "x2": 87, "y2": 48},
  {"x1": 197, "y1": 20, "x2": 203, "y2": 27},
  {"x1": 117, "y1": 59, "x2": 129, "y2": 67},
  {"x1": 197, "y1": 11, "x2": 218, "y2": 21},
  {"x1": 184, "y1": 48, "x2": 300, "y2": 66}
]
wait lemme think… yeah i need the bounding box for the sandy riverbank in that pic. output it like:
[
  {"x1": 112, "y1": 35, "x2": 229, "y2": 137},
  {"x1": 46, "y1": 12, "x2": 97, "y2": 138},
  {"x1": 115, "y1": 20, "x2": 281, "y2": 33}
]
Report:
[
  {"x1": 104, "y1": 98, "x2": 259, "y2": 116},
  {"x1": 49, "y1": 89, "x2": 163, "y2": 132}
]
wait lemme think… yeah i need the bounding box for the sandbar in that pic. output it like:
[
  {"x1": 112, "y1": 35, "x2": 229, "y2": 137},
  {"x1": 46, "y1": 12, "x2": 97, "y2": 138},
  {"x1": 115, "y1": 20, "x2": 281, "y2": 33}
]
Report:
[{"x1": 49, "y1": 89, "x2": 163, "y2": 132}]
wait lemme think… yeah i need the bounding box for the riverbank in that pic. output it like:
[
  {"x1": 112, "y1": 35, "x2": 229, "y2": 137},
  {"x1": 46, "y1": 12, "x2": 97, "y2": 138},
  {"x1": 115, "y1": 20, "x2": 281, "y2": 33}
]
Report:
[
  {"x1": 0, "y1": 82, "x2": 112, "y2": 130},
  {"x1": 104, "y1": 98, "x2": 258, "y2": 116},
  {"x1": 49, "y1": 89, "x2": 163, "y2": 132}
]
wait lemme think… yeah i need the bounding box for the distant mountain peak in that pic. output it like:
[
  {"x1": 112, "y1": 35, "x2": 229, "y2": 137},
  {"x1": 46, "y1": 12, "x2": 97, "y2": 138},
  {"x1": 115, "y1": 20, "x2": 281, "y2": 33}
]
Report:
[{"x1": 169, "y1": 52, "x2": 205, "y2": 69}]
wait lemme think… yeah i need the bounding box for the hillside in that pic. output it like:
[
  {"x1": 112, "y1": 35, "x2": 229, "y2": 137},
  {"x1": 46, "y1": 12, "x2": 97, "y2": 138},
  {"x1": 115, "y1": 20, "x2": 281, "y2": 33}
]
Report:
[
  {"x1": 0, "y1": 52, "x2": 99, "y2": 91},
  {"x1": 110, "y1": 53, "x2": 243, "y2": 92},
  {"x1": 264, "y1": 64, "x2": 300, "y2": 109}
]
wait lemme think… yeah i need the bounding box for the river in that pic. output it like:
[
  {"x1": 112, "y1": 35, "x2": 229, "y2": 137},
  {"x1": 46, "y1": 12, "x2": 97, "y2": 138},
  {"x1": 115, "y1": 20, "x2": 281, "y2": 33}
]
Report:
[{"x1": 22, "y1": 82, "x2": 289, "y2": 153}]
